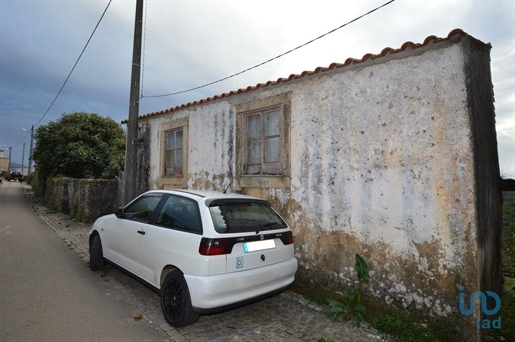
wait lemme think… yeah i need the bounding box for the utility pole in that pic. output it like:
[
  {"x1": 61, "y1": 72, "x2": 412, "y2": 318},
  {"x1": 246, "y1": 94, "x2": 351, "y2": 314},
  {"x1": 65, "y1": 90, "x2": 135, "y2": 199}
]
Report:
[
  {"x1": 7, "y1": 146, "x2": 11, "y2": 176},
  {"x1": 123, "y1": 0, "x2": 144, "y2": 205},
  {"x1": 28, "y1": 125, "x2": 34, "y2": 177},
  {"x1": 21, "y1": 143, "x2": 25, "y2": 177}
]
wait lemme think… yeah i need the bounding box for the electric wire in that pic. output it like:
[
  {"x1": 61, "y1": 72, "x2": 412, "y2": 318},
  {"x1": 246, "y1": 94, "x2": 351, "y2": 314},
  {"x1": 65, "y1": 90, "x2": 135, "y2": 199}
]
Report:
[
  {"x1": 142, "y1": 0, "x2": 396, "y2": 98},
  {"x1": 10, "y1": 0, "x2": 113, "y2": 150}
]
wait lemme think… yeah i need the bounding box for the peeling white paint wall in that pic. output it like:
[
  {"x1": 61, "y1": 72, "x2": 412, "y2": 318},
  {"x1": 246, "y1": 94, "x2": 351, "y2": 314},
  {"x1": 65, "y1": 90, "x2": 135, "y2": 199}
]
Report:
[
  {"x1": 147, "y1": 103, "x2": 235, "y2": 191},
  {"x1": 290, "y1": 44, "x2": 476, "y2": 268}
]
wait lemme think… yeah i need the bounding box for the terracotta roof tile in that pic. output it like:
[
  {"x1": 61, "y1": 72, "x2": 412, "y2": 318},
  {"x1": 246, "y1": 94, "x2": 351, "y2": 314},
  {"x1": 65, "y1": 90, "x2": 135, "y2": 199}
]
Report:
[{"x1": 127, "y1": 29, "x2": 485, "y2": 123}]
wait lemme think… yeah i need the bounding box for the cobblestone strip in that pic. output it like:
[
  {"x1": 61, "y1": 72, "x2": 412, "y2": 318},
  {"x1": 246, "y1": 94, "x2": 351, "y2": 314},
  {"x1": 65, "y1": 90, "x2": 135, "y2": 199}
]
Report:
[{"x1": 23, "y1": 186, "x2": 387, "y2": 342}]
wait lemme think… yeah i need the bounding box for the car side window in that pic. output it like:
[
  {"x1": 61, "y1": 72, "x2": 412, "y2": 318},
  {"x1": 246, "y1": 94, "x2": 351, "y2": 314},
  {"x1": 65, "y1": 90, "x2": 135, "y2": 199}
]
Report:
[
  {"x1": 124, "y1": 194, "x2": 163, "y2": 223},
  {"x1": 155, "y1": 195, "x2": 202, "y2": 234}
]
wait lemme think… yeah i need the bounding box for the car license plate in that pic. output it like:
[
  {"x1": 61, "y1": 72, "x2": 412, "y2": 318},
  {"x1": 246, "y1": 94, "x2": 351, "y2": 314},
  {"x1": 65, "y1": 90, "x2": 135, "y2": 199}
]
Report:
[{"x1": 243, "y1": 240, "x2": 276, "y2": 253}]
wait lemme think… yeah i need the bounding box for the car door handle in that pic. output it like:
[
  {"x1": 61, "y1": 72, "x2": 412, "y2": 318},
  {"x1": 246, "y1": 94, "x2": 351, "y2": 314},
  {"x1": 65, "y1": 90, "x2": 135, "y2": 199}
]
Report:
[{"x1": 137, "y1": 230, "x2": 146, "y2": 235}]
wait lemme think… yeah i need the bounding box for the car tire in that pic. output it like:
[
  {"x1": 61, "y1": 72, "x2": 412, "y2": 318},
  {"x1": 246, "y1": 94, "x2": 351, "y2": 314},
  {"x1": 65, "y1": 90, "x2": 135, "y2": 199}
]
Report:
[
  {"x1": 90, "y1": 234, "x2": 105, "y2": 271},
  {"x1": 161, "y1": 270, "x2": 200, "y2": 327}
]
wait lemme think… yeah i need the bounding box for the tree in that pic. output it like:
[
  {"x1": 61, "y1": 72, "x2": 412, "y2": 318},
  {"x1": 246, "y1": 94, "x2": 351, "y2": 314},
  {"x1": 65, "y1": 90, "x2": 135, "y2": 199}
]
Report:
[{"x1": 33, "y1": 112, "x2": 125, "y2": 180}]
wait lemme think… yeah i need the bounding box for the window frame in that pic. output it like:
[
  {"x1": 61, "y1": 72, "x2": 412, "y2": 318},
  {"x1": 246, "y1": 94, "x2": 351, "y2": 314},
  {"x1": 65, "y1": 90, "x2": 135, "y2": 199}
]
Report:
[
  {"x1": 208, "y1": 200, "x2": 287, "y2": 234},
  {"x1": 159, "y1": 117, "x2": 189, "y2": 189},
  {"x1": 154, "y1": 194, "x2": 203, "y2": 234},
  {"x1": 123, "y1": 194, "x2": 164, "y2": 223},
  {"x1": 235, "y1": 92, "x2": 292, "y2": 192},
  {"x1": 242, "y1": 105, "x2": 284, "y2": 175},
  {"x1": 164, "y1": 128, "x2": 184, "y2": 177}
]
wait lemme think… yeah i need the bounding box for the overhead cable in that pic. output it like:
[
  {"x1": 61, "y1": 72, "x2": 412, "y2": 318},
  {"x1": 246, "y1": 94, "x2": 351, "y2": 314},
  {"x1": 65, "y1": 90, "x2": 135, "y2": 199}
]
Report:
[
  {"x1": 11, "y1": 0, "x2": 113, "y2": 150},
  {"x1": 142, "y1": 0, "x2": 396, "y2": 98},
  {"x1": 33, "y1": 0, "x2": 113, "y2": 128}
]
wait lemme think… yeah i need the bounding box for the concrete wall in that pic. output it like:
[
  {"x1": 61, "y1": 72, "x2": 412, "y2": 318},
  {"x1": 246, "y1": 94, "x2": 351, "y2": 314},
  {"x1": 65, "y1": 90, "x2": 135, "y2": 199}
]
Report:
[
  {"x1": 139, "y1": 30, "x2": 500, "y2": 335},
  {"x1": 45, "y1": 178, "x2": 118, "y2": 223}
]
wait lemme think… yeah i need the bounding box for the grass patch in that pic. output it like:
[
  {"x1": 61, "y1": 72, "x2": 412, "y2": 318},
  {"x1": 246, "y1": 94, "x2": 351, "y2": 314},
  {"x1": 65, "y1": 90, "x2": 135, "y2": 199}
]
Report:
[
  {"x1": 294, "y1": 283, "x2": 460, "y2": 341},
  {"x1": 31, "y1": 193, "x2": 56, "y2": 211},
  {"x1": 502, "y1": 192, "x2": 515, "y2": 273},
  {"x1": 292, "y1": 276, "x2": 460, "y2": 341},
  {"x1": 317, "y1": 338, "x2": 333, "y2": 342},
  {"x1": 370, "y1": 305, "x2": 459, "y2": 342},
  {"x1": 484, "y1": 276, "x2": 515, "y2": 341}
]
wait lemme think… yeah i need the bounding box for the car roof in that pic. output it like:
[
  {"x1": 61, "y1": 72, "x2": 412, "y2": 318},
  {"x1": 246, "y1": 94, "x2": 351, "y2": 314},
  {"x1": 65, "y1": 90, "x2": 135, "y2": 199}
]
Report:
[{"x1": 145, "y1": 189, "x2": 263, "y2": 201}]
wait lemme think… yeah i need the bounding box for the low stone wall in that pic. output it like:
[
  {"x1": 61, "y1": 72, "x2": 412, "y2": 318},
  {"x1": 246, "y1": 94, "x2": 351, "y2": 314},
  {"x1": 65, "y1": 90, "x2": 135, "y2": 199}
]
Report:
[{"x1": 45, "y1": 178, "x2": 118, "y2": 223}]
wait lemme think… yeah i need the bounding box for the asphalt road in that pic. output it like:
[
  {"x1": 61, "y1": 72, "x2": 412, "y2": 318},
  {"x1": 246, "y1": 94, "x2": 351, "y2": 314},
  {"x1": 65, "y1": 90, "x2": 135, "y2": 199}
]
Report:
[{"x1": 0, "y1": 181, "x2": 169, "y2": 341}]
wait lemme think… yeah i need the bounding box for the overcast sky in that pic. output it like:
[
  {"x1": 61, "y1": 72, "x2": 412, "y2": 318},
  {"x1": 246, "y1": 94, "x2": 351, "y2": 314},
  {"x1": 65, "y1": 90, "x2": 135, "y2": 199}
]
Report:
[{"x1": 0, "y1": 0, "x2": 513, "y2": 178}]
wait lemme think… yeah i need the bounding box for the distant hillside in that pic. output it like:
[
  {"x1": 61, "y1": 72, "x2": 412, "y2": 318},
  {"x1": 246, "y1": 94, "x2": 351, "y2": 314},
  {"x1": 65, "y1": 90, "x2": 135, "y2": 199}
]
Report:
[{"x1": 9, "y1": 162, "x2": 24, "y2": 168}]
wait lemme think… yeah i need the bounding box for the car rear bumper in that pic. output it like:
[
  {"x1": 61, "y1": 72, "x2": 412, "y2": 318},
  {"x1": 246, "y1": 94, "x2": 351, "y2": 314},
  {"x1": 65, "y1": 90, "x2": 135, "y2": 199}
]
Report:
[{"x1": 185, "y1": 258, "x2": 298, "y2": 312}]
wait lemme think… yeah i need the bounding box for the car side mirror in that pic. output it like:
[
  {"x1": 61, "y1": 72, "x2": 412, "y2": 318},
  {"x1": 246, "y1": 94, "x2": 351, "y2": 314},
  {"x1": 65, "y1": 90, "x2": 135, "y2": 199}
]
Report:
[{"x1": 115, "y1": 207, "x2": 125, "y2": 218}]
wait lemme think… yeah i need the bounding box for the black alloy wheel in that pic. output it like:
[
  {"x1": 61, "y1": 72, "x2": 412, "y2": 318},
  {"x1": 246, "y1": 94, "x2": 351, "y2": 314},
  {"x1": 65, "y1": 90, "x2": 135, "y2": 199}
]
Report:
[{"x1": 160, "y1": 270, "x2": 200, "y2": 327}]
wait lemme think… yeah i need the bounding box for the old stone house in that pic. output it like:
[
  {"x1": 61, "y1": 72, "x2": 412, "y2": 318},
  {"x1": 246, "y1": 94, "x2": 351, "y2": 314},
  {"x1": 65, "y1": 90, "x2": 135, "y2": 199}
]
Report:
[
  {"x1": 0, "y1": 149, "x2": 9, "y2": 176},
  {"x1": 128, "y1": 29, "x2": 501, "y2": 337}
]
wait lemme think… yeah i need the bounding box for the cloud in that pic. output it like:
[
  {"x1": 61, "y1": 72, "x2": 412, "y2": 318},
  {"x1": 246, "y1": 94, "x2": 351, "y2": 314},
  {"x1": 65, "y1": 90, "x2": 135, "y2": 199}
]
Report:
[{"x1": 0, "y1": 0, "x2": 513, "y2": 177}]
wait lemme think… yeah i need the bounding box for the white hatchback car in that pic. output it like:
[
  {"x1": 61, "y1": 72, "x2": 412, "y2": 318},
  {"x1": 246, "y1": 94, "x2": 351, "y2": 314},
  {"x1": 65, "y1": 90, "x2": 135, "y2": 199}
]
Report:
[{"x1": 89, "y1": 189, "x2": 298, "y2": 327}]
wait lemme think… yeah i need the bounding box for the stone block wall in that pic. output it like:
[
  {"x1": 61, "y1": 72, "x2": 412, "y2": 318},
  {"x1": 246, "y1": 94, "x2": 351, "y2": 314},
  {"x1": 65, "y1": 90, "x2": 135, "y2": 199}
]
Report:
[{"x1": 45, "y1": 178, "x2": 118, "y2": 223}]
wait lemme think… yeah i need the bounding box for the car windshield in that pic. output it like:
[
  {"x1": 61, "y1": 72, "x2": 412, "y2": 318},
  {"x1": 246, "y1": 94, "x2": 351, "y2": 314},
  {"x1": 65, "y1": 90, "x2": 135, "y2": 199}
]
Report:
[{"x1": 208, "y1": 201, "x2": 287, "y2": 234}]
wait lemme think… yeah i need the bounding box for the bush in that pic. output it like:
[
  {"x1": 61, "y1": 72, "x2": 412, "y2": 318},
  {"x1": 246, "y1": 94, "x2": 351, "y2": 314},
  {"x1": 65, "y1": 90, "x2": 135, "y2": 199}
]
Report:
[{"x1": 32, "y1": 112, "x2": 125, "y2": 181}]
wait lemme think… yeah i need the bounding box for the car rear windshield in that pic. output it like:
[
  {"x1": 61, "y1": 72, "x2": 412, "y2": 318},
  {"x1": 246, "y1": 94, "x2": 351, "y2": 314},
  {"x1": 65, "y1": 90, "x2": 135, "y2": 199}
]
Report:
[{"x1": 208, "y1": 201, "x2": 287, "y2": 234}]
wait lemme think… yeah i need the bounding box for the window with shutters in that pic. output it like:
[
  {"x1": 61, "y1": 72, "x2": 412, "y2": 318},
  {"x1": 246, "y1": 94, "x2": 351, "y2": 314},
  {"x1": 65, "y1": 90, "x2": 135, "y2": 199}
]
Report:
[
  {"x1": 243, "y1": 107, "x2": 282, "y2": 175},
  {"x1": 165, "y1": 129, "x2": 183, "y2": 176},
  {"x1": 236, "y1": 93, "x2": 291, "y2": 191},
  {"x1": 159, "y1": 117, "x2": 189, "y2": 189}
]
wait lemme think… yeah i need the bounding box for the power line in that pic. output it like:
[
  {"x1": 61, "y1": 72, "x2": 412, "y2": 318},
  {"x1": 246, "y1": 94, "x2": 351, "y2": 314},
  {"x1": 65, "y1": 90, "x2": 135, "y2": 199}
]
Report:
[
  {"x1": 11, "y1": 0, "x2": 113, "y2": 150},
  {"x1": 142, "y1": 0, "x2": 396, "y2": 99},
  {"x1": 12, "y1": 130, "x2": 30, "y2": 150}
]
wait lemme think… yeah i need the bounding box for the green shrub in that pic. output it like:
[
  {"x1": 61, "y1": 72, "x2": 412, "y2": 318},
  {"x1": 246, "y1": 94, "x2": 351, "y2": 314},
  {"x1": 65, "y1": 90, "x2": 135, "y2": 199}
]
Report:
[{"x1": 323, "y1": 254, "x2": 369, "y2": 327}]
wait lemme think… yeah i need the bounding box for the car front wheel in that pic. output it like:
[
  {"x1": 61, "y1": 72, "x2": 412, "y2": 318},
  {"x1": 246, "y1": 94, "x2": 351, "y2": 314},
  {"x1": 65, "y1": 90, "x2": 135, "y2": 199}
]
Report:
[
  {"x1": 90, "y1": 234, "x2": 105, "y2": 271},
  {"x1": 161, "y1": 270, "x2": 200, "y2": 327}
]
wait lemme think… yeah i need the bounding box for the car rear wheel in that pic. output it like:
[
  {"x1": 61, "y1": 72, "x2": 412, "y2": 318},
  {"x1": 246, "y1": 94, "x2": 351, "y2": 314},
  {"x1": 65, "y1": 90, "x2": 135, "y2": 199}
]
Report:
[
  {"x1": 161, "y1": 270, "x2": 200, "y2": 327},
  {"x1": 90, "y1": 234, "x2": 105, "y2": 271}
]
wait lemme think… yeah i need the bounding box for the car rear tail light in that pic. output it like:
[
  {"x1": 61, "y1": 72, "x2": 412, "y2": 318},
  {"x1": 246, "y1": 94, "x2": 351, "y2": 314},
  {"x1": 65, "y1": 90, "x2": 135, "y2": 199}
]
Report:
[
  {"x1": 199, "y1": 238, "x2": 227, "y2": 255},
  {"x1": 283, "y1": 231, "x2": 294, "y2": 245}
]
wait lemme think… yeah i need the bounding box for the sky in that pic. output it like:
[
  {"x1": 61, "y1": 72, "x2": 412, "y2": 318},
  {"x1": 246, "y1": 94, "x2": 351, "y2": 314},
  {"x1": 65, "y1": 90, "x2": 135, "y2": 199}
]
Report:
[{"x1": 0, "y1": 0, "x2": 514, "y2": 178}]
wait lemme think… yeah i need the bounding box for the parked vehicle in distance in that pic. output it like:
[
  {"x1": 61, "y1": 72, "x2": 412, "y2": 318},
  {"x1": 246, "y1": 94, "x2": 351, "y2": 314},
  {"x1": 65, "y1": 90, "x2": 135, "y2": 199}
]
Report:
[
  {"x1": 6, "y1": 171, "x2": 22, "y2": 182},
  {"x1": 89, "y1": 189, "x2": 298, "y2": 327}
]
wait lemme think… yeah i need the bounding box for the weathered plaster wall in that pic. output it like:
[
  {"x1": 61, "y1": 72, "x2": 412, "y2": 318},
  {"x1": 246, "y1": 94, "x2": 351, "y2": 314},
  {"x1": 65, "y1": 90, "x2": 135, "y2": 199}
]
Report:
[
  {"x1": 147, "y1": 103, "x2": 236, "y2": 191},
  {"x1": 142, "y1": 32, "x2": 499, "y2": 332},
  {"x1": 285, "y1": 43, "x2": 478, "y2": 316}
]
